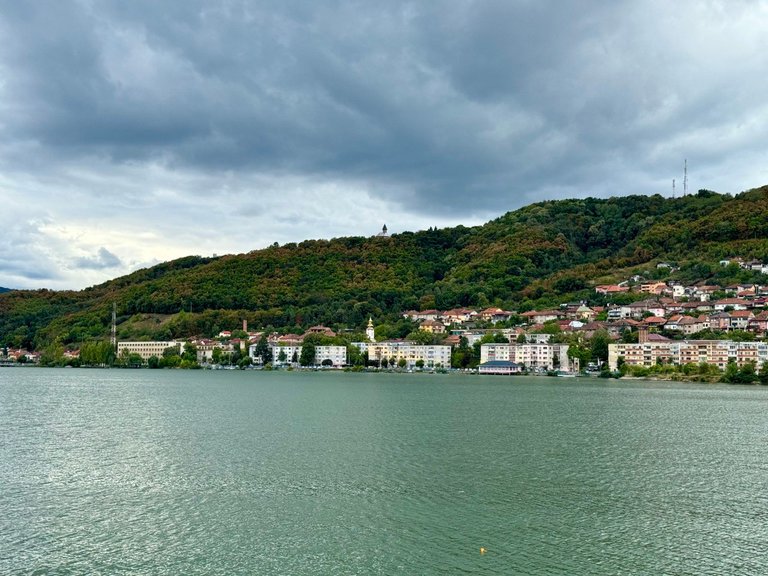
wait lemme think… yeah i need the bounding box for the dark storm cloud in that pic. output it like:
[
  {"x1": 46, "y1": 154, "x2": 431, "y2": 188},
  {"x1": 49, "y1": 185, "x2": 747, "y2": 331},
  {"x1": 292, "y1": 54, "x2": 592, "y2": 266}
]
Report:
[
  {"x1": 1, "y1": 0, "x2": 768, "y2": 289},
  {"x1": 0, "y1": 0, "x2": 702, "y2": 210},
  {"x1": 3, "y1": 1, "x2": 768, "y2": 208}
]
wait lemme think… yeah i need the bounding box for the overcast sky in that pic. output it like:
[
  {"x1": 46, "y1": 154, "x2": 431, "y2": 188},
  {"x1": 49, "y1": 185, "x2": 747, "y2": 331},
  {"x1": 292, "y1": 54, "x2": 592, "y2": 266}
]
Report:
[{"x1": 2, "y1": 0, "x2": 767, "y2": 290}]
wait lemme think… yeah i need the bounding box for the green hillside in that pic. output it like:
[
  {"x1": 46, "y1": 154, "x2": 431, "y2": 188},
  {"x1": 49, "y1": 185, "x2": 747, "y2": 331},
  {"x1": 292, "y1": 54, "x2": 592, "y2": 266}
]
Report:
[{"x1": 2, "y1": 186, "x2": 768, "y2": 350}]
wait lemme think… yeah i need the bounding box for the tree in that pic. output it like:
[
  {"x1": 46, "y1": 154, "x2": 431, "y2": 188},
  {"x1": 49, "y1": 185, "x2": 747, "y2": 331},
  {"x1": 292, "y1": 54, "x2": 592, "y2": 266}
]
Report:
[
  {"x1": 278, "y1": 348, "x2": 288, "y2": 364},
  {"x1": 321, "y1": 358, "x2": 333, "y2": 367},
  {"x1": 723, "y1": 361, "x2": 739, "y2": 383},
  {"x1": 759, "y1": 363, "x2": 768, "y2": 385},
  {"x1": 79, "y1": 341, "x2": 115, "y2": 366},
  {"x1": 397, "y1": 358, "x2": 407, "y2": 369},
  {"x1": 415, "y1": 359, "x2": 425, "y2": 369},
  {"x1": 163, "y1": 345, "x2": 181, "y2": 358},
  {"x1": 589, "y1": 329, "x2": 611, "y2": 366},
  {"x1": 737, "y1": 362, "x2": 757, "y2": 384},
  {"x1": 211, "y1": 347, "x2": 223, "y2": 364},
  {"x1": 480, "y1": 332, "x2": 510, "y2": 344},
  {"x1": 253, "y1": 335, "x2": 273, "y2": 365},
  {"x1": 405, "y1": 330, "x2": 439, "y2": 345},
  {"x1": 567, "y1": 345, "x2": 591, "y2": 371},
  {"x1": 147, "y1": 355, "x2": 160, "y2": 369},
  {"x1": 300, "y1": 341, "x2": 316, "y2": 366},
  {"x1": 40, "y1": 341, "x2": 65, "y2": 367},
  {"x1": 182, "y1": 341, "x2": 198, "y2": 363}
]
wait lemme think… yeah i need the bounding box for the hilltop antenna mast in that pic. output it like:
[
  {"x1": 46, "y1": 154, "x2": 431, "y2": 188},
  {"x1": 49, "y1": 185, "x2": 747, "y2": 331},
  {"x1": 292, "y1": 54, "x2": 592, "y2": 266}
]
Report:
[
  {"x1": 111, "y1": 303, "x2": 117, "y2": 351},
  {"x1": 683, "y1": 159, "x2": 688, "y2": 196},
  {"x1": 672, "y1": 178, "x2": 676, "y2": 199}
]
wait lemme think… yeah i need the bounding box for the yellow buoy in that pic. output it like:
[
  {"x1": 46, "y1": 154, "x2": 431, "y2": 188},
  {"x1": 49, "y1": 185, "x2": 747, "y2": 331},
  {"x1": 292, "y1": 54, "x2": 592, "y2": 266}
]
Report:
[{"x1": 480, "y1": 547, "x2": 486, "y2": 555}]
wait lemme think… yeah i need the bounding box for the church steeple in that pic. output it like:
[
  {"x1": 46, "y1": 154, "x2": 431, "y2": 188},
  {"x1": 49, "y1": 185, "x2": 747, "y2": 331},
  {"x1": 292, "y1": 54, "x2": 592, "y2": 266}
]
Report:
[{"x1": 366, "y1": 317, "x2": 375, "y2": 342}]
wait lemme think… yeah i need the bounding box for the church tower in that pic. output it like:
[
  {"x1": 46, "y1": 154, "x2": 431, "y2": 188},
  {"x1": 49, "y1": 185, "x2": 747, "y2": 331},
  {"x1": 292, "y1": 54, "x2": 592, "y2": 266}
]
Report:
[{"x1": 366, "y1": 317, "x2": 376, "y2": 342}]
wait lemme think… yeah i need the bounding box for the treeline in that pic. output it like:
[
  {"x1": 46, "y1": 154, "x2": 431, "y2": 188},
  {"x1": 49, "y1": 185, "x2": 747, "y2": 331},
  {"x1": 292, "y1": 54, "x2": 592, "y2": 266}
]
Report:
[{"x1": 2, "y1": 186, "x2": 768, "y2": 349}]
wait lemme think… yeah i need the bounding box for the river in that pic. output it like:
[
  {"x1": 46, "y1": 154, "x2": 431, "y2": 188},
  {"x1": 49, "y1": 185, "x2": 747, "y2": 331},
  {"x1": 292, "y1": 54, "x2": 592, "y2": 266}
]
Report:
[{"x1": 2, "y1": 369, "x2": 767, "y2": 574}]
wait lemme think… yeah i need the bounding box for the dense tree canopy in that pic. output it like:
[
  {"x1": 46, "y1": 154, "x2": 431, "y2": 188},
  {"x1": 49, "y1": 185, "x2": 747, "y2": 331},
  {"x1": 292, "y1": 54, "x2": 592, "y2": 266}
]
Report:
[{"x1": 2, "y1": 186, "x2": 768, "y2": 349}]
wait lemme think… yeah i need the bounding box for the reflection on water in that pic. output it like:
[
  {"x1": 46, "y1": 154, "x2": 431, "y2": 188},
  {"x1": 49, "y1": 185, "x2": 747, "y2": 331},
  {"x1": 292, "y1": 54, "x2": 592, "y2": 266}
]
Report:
[{"x1": 2, "y1": 369, "x2": 767, "y2": 575}]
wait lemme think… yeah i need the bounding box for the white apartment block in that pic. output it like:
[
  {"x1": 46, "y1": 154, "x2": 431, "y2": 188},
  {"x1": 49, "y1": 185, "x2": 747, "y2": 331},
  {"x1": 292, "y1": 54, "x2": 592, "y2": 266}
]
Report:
[
  {"x1": 480, "y1": 343, "x2": 571, "y2": 371},
  {"x1": 267, "y1": 344, "x2": 301, "y2": 365},
  {"x1": 117, "y1": 341, "x2": 178, "y2": 360},
  {"x1": 314, "y1": 345, "x2": 347, "y2": 367},
  {"x1": 262, "y1": 344, "x2": 347, "y2": 366},
  {"x1": 354, "y1": 341, "x2": 452, "y2": 368},
  {"x1": 608, "y1": 340, "x2": 768, "y2": 371}
]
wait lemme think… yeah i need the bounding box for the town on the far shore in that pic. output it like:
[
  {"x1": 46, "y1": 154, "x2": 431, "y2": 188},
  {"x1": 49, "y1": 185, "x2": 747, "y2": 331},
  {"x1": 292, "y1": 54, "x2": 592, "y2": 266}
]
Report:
[{"x1": 3, "y1": 256, "x2": 768, "y2": 383}]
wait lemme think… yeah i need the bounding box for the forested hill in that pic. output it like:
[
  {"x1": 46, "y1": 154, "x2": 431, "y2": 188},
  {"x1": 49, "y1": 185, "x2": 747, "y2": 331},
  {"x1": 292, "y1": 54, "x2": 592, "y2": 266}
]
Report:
[
  {"x1": 0, "y1": 287, "x2": 10, "y2": 293},
  {"x1": 2, "y1": 186, "x2": 768, "y2": 350}
]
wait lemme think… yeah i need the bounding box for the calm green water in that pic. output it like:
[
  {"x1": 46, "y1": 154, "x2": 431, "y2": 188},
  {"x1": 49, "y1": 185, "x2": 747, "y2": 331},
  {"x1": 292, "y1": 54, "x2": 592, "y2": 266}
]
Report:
[{"x1": 2, "y1": 369, "x2": 768, "y2": 575}]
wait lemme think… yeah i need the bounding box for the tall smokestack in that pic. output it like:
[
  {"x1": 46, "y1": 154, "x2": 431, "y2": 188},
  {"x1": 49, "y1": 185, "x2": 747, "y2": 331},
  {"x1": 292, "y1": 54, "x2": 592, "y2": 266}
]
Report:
[{"x1": 243, "y1": 319, "x2": 248, "y2": 333}]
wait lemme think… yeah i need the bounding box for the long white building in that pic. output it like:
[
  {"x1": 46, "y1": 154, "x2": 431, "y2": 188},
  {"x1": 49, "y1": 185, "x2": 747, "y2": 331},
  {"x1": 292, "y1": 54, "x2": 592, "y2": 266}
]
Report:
[
  {"x1": 608, "y1": 339, "x2": 768, "y2": 371},
  {"x1": 257, "y1": 344, "x2": 347, "y2": 367},
  {"x1": 353, "y1": 341, "x2": 452, "y2": 368},
  {"x1": 116, "y1": 341, "x2": 178, "y2": 360},
  {"x1": 480, "y1": 343, "x2": 571, "y2": 372}
]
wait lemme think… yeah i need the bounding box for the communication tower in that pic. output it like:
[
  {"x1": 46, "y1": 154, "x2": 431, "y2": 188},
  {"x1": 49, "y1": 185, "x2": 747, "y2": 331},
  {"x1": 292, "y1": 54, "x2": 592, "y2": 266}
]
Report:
[{"x1": 111, "y1": 303, "x2": 117, "y2": 351}]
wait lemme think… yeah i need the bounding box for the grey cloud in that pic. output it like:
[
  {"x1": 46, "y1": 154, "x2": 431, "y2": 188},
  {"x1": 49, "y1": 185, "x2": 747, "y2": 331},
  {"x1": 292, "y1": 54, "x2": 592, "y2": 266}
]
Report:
[
  {"x1": 73, "y1": 247, "x2": 122, "y2": 270},
  {"x1": 1, "y1": 0, "x2": 768, "y2": 288},
  {"x1": 0, "y1": 219, "x2": 64, "y2": 285}
]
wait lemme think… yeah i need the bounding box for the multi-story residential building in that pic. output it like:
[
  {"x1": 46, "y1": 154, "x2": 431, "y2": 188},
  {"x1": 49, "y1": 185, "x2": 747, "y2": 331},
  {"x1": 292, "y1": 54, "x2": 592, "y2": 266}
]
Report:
[
  {"x1": 268, "y1": 344, "x2": 301, "y2": 365},
  {"x1": 608, "y1": 336, "x2": 768, "y2": 372},
  {"x1": 607, "y1": 305, "x2": 632, "y2": 321},
  {"x1": 116, "y1": 341, "x2": 178, "y2": 360},
  {"x1": 195, "y1": 339, "x2": 235, "y2": 363},
  {"x1": 314, "y1": 345, "x2": 347, "y2": 367},
  {"x1": 480, "y1": 343, "x2": 571, "y2": 372},
  {"x1": 353, "y1": 341, "x2": 452, "y2": 368},
  {"x1": 262, "y1": 344, "x2": 347, "y2": 366}
]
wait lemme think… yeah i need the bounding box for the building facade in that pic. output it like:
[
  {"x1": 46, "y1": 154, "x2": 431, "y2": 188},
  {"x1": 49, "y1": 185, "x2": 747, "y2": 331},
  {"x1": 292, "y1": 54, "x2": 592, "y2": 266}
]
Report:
[
  {"x1": 480, "y1": 343, "x2": 571, "y2": 372},
  {"x1": 354, "y1": 341, "x2": 452, "y2": 368},
  {"x1": 116, "y1": 341, "x2": 178, "y2": 360},
  {"x1": 608, "y1": 340, "x2": 768, "y2": 371}
]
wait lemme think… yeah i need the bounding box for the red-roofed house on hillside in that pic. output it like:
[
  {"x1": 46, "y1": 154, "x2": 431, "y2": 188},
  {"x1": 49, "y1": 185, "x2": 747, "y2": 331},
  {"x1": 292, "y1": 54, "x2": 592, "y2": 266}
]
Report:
[
  {"x1": 304, "y1": 325, "x2": 337, "y2": 338},
  {"x1": 713, "y1": 299, "x2": 751, "y2": 311},
  {"x1": 442, "y1": 308, "x2": 477, "y2": 324},
  {"x1": 521, "y1": 310, "x2": 561, "y2": 324},
  {"x1": 729, "y1": 310, "x2": 755, "y2": 330},
  {"x1": 639, "y1": 282, "x2": 668, "y2": 295},
  {"x1": 478, "y1": 308, "x2": 514, "y2": 324},
  {"x1": 643, "y1": 316, "x2": 667, "y2": 328},
  {"x1": 595, "y1": 284, "x2": 629, "y2": 295},
  {"x1": 419, "y1": 319, "x2": 446, "y2": 334}
]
